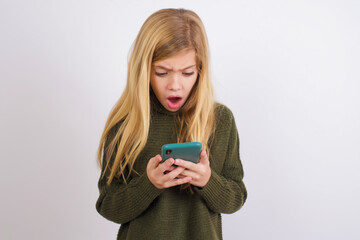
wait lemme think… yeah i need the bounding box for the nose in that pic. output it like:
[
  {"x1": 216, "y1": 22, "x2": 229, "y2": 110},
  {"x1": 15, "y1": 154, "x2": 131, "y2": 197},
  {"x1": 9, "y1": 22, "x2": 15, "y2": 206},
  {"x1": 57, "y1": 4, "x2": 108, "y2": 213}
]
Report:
[{"x1": 168, "y1": 73, "x2": 181, "y2": 91}]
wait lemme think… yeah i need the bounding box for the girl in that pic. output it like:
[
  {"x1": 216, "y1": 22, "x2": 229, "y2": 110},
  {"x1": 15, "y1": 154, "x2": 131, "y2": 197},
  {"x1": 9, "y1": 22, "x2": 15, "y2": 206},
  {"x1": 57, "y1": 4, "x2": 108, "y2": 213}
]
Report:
[{"x1": 96, "y1": 8, "x2": 247, "y2": 240}]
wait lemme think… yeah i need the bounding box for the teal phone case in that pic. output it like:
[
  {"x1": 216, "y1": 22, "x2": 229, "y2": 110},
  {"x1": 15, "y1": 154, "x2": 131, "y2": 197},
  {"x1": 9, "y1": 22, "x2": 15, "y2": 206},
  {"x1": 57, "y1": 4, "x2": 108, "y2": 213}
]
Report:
[{"x1": 161, "y1": 142, "x2": 202, "y2": 163}]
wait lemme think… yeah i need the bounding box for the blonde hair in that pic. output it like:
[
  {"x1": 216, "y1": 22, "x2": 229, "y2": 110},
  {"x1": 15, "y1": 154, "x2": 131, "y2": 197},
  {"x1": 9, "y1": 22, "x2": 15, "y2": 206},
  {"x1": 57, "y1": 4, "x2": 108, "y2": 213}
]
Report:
[{"x1": 97, "y1": 8, "x2": 215, "y2": 185}]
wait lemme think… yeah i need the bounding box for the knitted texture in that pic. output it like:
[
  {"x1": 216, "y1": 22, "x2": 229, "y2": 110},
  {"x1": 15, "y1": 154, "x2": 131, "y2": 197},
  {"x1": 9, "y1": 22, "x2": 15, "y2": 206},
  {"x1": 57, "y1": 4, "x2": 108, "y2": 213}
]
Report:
[{"x1": 96, "y1": 97, "x2": 247, "y2": 240}]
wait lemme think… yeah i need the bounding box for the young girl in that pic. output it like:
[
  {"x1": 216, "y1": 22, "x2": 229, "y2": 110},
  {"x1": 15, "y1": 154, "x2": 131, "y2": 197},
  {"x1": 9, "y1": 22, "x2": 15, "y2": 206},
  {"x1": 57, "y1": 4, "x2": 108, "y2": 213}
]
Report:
[{"x1": 96, "y1": 8, "x2": 247, "y2": 240}]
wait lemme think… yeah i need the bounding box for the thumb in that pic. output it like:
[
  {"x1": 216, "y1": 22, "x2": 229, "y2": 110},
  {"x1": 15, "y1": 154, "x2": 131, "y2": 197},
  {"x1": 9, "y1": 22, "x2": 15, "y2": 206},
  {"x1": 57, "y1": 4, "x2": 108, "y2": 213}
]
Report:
[{"x1": 199, "y1": 150, "x2": 209, "y2": 164}]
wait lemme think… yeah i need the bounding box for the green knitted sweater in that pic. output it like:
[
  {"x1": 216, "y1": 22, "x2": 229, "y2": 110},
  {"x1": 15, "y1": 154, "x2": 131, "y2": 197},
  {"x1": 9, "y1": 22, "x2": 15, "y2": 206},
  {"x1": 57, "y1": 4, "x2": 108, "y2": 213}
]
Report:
[{"x1": 96, "y1": 96, "x2": 247, "y2": 240}]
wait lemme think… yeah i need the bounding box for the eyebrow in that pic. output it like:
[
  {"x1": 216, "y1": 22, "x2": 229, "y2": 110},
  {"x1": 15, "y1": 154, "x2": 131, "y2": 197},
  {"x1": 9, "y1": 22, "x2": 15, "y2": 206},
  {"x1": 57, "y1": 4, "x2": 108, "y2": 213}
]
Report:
[{"x1": 154, "y1": 64, "x2": 196, "y2": 71}]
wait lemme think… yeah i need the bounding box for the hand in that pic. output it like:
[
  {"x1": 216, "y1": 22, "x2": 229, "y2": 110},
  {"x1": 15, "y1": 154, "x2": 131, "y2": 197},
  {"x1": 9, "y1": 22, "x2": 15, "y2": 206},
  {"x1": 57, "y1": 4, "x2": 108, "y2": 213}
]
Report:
[
  {"x1": 174, "y1": 150, "x2": 211, "y2": 188},
  {"x1": 147, "y1": 155, "x2": 192, "y2": 189}
]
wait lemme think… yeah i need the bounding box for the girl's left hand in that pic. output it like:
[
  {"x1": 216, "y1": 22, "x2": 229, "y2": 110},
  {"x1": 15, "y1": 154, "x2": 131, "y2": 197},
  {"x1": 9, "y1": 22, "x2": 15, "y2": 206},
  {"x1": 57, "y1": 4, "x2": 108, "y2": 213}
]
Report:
[{"x1": 174, "y1": 150, "x2": 211, "y2": 188}]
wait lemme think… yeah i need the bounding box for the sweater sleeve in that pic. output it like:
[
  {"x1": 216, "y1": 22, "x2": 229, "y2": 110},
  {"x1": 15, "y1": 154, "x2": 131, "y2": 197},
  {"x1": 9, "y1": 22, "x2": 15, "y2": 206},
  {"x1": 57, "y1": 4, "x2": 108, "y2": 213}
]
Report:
[
  {"x1": 194, "y1": 106, "x2": 247, "y2": 214},
  {"x1": 95, "y1": 127, "x2": 164, "y2": 224}
]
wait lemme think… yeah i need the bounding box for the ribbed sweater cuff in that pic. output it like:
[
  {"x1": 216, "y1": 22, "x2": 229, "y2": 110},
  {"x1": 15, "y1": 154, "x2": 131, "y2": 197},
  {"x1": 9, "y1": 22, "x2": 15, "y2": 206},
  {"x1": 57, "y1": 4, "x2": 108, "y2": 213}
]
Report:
[
  {"x1": 194, "y1": 170, "x2": 224, "y2": 199},
  {"x1": 133, "y1": 172, "x2": 164, "y2": 203}
]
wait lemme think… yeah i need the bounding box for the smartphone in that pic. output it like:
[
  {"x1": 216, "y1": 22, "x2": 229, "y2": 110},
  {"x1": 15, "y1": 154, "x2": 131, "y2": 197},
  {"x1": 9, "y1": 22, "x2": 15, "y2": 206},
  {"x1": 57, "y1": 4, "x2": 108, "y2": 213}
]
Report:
[{"x1": 161, "y1": 142, "x2": 202, "y2": 164}]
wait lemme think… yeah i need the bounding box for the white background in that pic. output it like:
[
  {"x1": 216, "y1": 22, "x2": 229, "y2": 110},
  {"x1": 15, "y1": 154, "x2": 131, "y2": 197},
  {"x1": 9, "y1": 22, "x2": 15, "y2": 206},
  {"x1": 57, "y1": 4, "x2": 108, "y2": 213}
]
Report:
[{"x1": 1, "y1": 0, "x2": 359, "y2": 239}]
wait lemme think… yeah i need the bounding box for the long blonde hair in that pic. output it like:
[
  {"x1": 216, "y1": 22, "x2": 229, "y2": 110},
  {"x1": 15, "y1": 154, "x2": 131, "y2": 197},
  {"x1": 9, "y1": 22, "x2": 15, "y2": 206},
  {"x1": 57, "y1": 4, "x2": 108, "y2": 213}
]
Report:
[{"x1": 98, "y1": 8, "x2": 215, "y2": 185}]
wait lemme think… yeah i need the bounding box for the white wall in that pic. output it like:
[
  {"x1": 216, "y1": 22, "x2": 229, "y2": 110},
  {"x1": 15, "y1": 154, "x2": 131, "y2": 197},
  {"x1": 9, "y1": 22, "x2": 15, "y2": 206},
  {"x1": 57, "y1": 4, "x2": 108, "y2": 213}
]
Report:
[{"x1": 1, "y1": 0, "x2": 359, "y2": 239}]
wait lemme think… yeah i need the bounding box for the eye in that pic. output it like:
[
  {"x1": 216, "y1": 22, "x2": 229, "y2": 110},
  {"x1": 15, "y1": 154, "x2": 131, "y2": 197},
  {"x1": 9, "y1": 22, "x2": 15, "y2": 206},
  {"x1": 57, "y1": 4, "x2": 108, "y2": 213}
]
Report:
[
  {"x1": 155, "y1": 72, "x2": 167, "y2": 77},
  {"x1": 183, "y1": 72, "x2": 194, "y2": 77}
]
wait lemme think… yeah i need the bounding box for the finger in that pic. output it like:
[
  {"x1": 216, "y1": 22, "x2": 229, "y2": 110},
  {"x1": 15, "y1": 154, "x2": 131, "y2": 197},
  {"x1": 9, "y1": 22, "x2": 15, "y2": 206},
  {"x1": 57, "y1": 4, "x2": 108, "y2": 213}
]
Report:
[
  {"x1": 147, "y1": 154, "x2": 162, "y2": 169},
  {"x1": 160, "y1": 158, "x2": 175, "y2": 173},
  {"x1": 164, "y1": 165, "x2": 177, "y2": 173},
  {"x1": 174, "y1": 159, "x2": 196, "y2": 169},
  {"x1": 178, "y1": 169, "x2": 199, "y2": 180},
  {"x1": 162, "y1": 166, "x2": 186, "y2": 181},
  {"x1": 175, "y1": 174, "x2": 186, "y2": 179},
  {"x1": 164, "y1": 164, "x2": 177, "y2": 175},
  {"x1": 155, "y1": 154, "x2": 162, "y2": 162},
  {"x1": 164, "y1": 176, "x2": 192, "y2": 188}
]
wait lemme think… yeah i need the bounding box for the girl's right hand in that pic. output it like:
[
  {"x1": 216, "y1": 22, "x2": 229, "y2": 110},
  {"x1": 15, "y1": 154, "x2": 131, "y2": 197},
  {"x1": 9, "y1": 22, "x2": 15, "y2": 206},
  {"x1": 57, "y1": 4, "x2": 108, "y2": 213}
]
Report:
[{"x1": 147, "y1": 154, "x2": 192, "y2": 189}]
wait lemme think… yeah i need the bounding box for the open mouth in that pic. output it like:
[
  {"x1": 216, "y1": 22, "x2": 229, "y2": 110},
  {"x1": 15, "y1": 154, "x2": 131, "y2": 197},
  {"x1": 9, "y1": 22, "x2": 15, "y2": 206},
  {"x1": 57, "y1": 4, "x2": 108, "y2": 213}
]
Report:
[
  {"x1": 167, "y1": 97, "x2": 182, "y2": 110},
  {"x1": 168, "y1": 97, "x2": 181, "y2": 103}
]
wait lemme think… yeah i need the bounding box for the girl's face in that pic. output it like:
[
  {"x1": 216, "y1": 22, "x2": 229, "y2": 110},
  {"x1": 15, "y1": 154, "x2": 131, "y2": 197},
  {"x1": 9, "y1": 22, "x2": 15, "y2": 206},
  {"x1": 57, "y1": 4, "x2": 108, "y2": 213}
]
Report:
[{"x1": 150, "y1": 49, "x2": 198, "y2": 112}]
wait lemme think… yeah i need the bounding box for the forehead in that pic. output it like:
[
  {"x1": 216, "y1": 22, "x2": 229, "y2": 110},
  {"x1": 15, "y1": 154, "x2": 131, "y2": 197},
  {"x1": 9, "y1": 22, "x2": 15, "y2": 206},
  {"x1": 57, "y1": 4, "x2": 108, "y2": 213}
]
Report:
[{"x1": 152, "y1": 49, "x2": 197, "y2": 70}]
